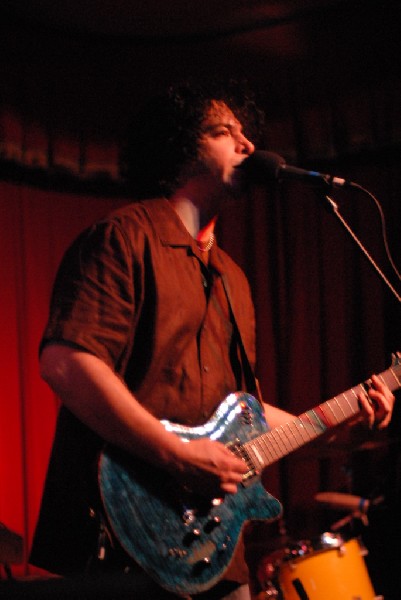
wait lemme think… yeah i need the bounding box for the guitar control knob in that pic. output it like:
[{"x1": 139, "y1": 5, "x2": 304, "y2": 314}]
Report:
[
  {"x1": 204, "y1": 515, "x2": 221, "y2": 533},
  {"x1": 192, "y1": 556, "x2": 211, "y2": 575},
  {"x1": 183, "y1": 528, "x2": 201, "y2": 545}
]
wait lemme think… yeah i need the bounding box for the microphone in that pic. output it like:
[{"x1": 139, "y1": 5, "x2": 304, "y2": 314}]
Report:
[{"x1": 238, "y1": 150, "x2": 357, "y2": 189}]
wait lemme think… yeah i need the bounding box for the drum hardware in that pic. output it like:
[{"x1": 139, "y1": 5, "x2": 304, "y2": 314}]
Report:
[
  {"x1": 256, "y1": 549, "x2": 286, "y2": 599},
  {"x1": 314, "y1": 491, "x2": 384, "y2": 514},
  {"x1": 257, "y1": 577, "x2": 280, "y2": 599},
  {"x1": 314, "y1": 491, "x2": 384, "y2": 530}
]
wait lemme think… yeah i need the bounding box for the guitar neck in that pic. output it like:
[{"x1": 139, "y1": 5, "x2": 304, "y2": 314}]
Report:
[{"x1": 244, "y1": 358, "x2": 401, "y2": 471}]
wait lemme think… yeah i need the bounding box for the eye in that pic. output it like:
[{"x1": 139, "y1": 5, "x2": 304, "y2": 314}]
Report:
[{"x1": 213, "y1": 127, "x2": 231, "y2": 137}]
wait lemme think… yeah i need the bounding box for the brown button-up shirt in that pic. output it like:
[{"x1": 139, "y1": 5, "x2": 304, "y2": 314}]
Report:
[
  {"x1": 32, "y1": 198, "x2": 258, "y2": 582},
  {"x1": 42, "y1": 198, "x2": 257, "y2": 423}
]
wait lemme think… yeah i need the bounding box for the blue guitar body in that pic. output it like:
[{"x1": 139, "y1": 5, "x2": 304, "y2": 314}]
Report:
[{"x1": 98, "y1": 392, "x2": 282, "y2": 596}]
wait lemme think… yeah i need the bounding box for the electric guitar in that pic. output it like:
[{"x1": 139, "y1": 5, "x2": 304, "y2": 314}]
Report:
[{"x1": 98, "y1": 353, "x2": 401, "y2": 596}]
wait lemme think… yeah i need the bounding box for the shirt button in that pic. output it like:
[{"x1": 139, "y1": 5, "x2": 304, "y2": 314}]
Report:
[{"x1": 203, "y1": 365, "x2": 210, "y2": 372}]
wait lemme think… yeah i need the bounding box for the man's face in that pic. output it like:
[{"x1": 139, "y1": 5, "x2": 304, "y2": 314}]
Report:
[{"x1": 197, "y1": 101, "x2": 255, "y2": 186}]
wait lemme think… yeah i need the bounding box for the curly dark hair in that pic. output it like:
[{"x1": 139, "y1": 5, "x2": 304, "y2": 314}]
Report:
[{"x1": 119, "y1": 80, "x2": 266, "y2": 199}]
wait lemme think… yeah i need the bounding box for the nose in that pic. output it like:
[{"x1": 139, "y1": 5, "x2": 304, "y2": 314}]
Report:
[{"x1": 236, "y1": 132, "x2": 255, "y2": 155}]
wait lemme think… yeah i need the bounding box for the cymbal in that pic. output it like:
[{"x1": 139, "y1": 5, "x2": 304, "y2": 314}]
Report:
[
  {"x1": 352, "y1": 439, "x2": 399, "y2": 451},
  {"x1": 291, "y1": 436, "x2": 400, "y2": 459},
  {"x1": 0, "y1": 523, "x2": 23, "y2": 564}
]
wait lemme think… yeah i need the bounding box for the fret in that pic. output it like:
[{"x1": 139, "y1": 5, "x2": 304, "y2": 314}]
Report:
[
  {"x1": 309, "y1": 410, "x2": 327, "y2": 435},
  {"x1": 285, "y1": 421, "x2": 303, "y2": 450},
  {"x1": 378, "y1": 372, "x2": 390, "y2": 389},
  {"x1": 246, "y1": 443, "x2": 264, "y2": 470},
  {"x1": 300, "y1": 412, "x2": 324, "y2": 438},
  {"x1": 314, "y1": 404, "x2": 333, "y2": 428},
  {"x1": 272, "y1": 425, "x2": 299, "y2": 459},
  {"x1": 378, "y1": 372, "x2": 391, "y2": 389},
  {"x1": 333, "y1": 396, "x2": 347, "y2": 419},
  {"x1": 250, "y1": 422, "x2": 301, "y2": 467},
  {"x1": 357, "y1": 383, "x2": 370, "y2": 404},
  {"x1": 263, "y1": 433, "x2": 280, "y2": 462},
  {"x1": 252, "y1": 435, "x2": 274, "y2": 466},
  {"x1": 325, "y1": 399, "x2": 341, "y2": 424},
  {"x1": 258, "y1": 432, "x2": 280, "y2": 464},
  {"x1": 303, "y1": 412, "x2": 320, "y2": 436},
  {"x1": 285, "y1": 420, "x2": 303, "y2": 445},
  {"x1": 281, "y1": 423, "x2": 303, "y2": 451},
  {"x1": 341, "y1": 392, "x2": 357, "y2": 417},
  {"x1": 284, "y1": 420, "x2": 302, "y2": 446},
  {"x1": 254, "y1": 436, "x2": 270, "y2": 467},
  {"x1": 325, "y1": 400, "x2": 338, "y2": 426},
  {"x1": 268, "y1": 428, "x2": 291, "y2": 458},
  {"x1": 294, "y1": 417, "x2": 315, "y2": 443},
  {"x1": 269, "y1": 428, "x2": 289, "y2": 454},
  {"x1": 350, "y1": 386, "x2": 360, "y2": 406},
  {"x1": 262, "y1": 431, "x2": 281, "y2": 461},
  {"x1": 389, "y1": 366, "x2": 401, "y2": 387}
]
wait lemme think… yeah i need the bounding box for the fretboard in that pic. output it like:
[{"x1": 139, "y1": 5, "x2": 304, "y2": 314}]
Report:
[{"x1": 244, "y1": 357, "x2": 401, "y2": 471}]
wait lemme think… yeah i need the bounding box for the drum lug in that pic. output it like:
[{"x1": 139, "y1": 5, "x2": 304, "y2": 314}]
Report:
[
  {"x1": 257, "y1": 558, "x2": 281, "y2": 598},
  {"x1": 358, "y1": 538, "x2": 369, "y2": 557},
  {"x1": 258, "y1": 580, "x2": 280, "y2": 598}
]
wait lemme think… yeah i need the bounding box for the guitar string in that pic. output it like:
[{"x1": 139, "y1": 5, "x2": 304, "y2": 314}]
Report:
[
  {"x1": 244, "y1": 402, "x2": 341, "y2": 471},
  {"x1": 242, "y1": 363, "x2": 400, "y2": 474},
  {"x1": 241, "y1": 364, "x2": 399, "y2": 472}
]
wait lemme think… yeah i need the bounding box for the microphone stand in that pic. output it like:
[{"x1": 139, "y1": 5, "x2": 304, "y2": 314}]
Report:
[{"x1": 323, "y1": 193, "x2": 401, "y2": 306}]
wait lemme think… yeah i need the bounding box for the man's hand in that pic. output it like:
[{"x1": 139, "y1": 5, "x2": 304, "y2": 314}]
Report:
[
  {"x1": 171, "y1": 438, "x2": 248, "y2": 497},
  {"x1": 358, "y1": 374, "x2": 395, "y2": 429}
]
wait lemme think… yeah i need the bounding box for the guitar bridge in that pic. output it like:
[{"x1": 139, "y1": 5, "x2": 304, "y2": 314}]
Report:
[{"x1": 227, "y1": 439, "x2": 258, "y2": 486}]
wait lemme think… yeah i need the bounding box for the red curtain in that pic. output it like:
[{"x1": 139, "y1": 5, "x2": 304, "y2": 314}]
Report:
[
  {"x1": 0, "y1": 183, "x2": 126, "y2": 574},
  {"x1": 1, "y1": 158, "x2": 400, "y2": 581}
]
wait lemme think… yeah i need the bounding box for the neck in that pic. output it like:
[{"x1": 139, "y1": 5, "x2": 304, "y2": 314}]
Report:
[
  {"x1": 168, "y1": 180, "x2": 221, "y2": 239},
  {"x1": 169, "y1": 195, "x2": 201, "y2": 238}
]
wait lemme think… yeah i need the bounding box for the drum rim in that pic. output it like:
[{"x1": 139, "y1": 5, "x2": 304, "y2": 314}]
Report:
[{"x1": 282, "y1": 532, "x2": 346, "y2": 562}]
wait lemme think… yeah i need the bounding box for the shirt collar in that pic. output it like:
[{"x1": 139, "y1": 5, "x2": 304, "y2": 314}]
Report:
[
  {"x1": 141, "y1": 197, "x2": 193, "y2": 247},
  {"x1": 141, "y1": 197, "x2": 226, "y2": 274}
]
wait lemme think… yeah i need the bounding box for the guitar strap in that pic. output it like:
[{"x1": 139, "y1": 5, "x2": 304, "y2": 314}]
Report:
[{"x1": 221, "y1": 274, "x2": 262, "y2": 401}]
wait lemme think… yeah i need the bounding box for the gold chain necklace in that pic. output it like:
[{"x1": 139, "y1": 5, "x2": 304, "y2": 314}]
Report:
[{"x1": 196, "y1": 232, "x2": 215, "y2": 252}]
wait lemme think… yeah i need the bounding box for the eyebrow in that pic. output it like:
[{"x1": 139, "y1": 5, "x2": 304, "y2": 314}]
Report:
[{"x1": 201, "y1": 121, "x2": 241, "y2": 134}]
